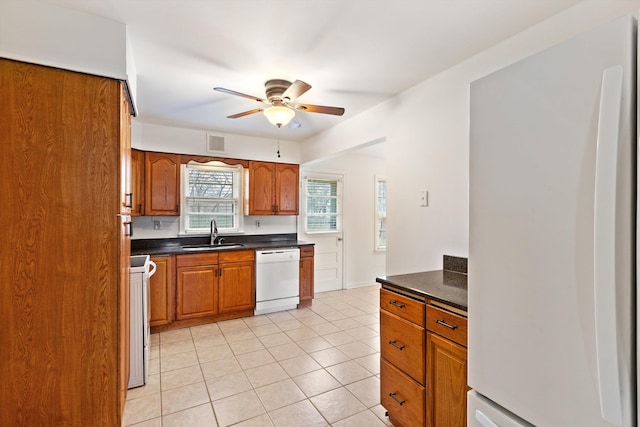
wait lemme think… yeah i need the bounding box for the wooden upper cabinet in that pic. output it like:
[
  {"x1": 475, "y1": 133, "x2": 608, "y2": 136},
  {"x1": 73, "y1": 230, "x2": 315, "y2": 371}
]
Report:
[
  {"x1": 246, "y1": 161, "x2": 299, "y2": 215},
  {"x1": 130, "y1": 149, "x2": 145, "y2": 216},
  {"x1": 275, "y1": 163, "x2": 299, "y2": 215},
  {"x1": 145, "y1": 152, "x2": 180, "y2": 216}
]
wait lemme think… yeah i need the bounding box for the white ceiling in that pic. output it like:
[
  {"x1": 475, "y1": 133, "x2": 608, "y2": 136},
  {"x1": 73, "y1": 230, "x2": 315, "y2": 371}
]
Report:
[{"x1": 48, "y1": 0, "x2": 582, "y2": 142}]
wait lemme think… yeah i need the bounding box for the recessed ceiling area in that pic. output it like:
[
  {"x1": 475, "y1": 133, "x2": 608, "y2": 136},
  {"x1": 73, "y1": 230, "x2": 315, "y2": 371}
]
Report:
[{"x1": 47, "y1": 0, "x2": 582, "y2": 141}]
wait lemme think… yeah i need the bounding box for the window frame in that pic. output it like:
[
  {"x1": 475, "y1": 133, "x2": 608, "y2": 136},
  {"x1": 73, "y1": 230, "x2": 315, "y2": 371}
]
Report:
[
  {"x1": 179, "y1": 161, "x2": 244, "y2": 235},
  {"x1": 375, "y1": 175, "x2": 387, "y2": 252},
  {"x1": 303, "y1": 175, "x2": 343, "y2": 234}
]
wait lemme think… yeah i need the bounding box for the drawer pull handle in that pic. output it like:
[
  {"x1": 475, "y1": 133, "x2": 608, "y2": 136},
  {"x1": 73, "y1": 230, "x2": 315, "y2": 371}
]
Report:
[
  {"x1": 389, "y1": 300, "x2": 405, "y2": 309},
  {"x1": 389, "y1": 392, "x2": 405, "y2": 406},
  {"x1": 436, "y1": 319, "x2": 458, "y2": 330},
  {"x1": 388, "y1": 340, "x2": 405, "y2": 350}
]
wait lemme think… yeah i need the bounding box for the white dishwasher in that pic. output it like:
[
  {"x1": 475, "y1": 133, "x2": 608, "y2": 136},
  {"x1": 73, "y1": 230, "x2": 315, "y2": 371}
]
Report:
[{"x1": 254, "y1": 248, "x2": 300, "y2": 315}]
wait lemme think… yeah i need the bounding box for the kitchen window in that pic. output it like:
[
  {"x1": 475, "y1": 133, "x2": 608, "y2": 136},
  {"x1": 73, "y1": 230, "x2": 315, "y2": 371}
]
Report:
[
  {"x1": 180, "y1": 162, "x2": 242, "y2": 234},
  {"x1": 304, "y1": 176, "x2": 342, "y2": 233},
  {"x1": 375, "y1": 176, "x2": 387, "y2": 251}
]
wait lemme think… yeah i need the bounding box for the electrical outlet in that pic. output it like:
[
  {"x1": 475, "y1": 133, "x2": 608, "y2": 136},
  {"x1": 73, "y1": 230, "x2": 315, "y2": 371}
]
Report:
[
  {"x1": 255, "y1": 220, "x2": 261, "y2": 228},
  {"x1": 153, "y1": 220, "x2": 162, "y2": 230}
]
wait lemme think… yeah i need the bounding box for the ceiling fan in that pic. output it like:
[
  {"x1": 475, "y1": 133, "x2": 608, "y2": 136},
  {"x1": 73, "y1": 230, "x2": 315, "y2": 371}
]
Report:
[{"x1": 214, "y1": 79, "x2": 345, "y2": 128}]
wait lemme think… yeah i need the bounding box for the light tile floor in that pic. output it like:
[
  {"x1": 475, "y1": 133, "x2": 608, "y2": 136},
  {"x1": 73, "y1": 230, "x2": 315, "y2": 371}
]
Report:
[{"x1": 122, "y1": 284, "x2": 393, "y2": 427}]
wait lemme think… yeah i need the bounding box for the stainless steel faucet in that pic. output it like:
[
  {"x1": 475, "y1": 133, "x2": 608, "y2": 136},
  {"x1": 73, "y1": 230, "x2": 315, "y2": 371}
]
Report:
[{"x1": 210, "y1": 219, "x2": 218, "y2": 245}]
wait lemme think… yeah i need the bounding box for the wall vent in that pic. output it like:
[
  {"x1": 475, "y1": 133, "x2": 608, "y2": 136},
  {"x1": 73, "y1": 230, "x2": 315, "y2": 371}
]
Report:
[{"x1": 206, "y1": 134, "x2": 226, "y2": 154}]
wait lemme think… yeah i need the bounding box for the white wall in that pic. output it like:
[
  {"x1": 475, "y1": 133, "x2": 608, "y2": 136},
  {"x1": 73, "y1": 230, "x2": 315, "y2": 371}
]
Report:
[
  {"x1": 131, "y1": 120, "x2": 301, "y2": 239},
  {"x1": 300, "y1": 0, "x2": 640, "y2": 275},
  {"x1": 301, "y1": 146, "x2": 387, "y2": 288},
  {"x1": 132, "y1": 121, "x2": 300, "y2": 164},
  {"x1": 1, "y1": 1, "x2": 127, "y2": 80}
]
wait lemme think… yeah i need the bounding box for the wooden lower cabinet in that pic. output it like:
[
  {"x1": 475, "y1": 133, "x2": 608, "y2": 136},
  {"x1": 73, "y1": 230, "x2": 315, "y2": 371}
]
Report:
[
  {"x1": 219, "y1": 251, "x2": 255, "y2": 313},
  {"x1": 426, "y1": 332, "x2": 468, "y2": 427},
  {"x1": 149, "y1": 256, "x2": 174, "y2": 327},
  {"x1": 380, "y1": 310, "x2": 425, "y2": 383},
  {"x1": 380, "y1": 287, "x2": 468, "y2": 427},
  {"x1": 177, "y1": 265, "x2": 218, "y2": 319},
  {"x1": 381, "y1": 359, "x2": 425, "y2": 427},
  {"x1": 299, "y1": 246, "x2": 314, "y2": 307}
]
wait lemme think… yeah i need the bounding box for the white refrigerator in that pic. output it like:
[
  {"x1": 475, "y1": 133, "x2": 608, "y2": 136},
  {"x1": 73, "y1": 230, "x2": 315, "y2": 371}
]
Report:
[{"x1": 468, "y1": 14, "x2": 636, "y2": 427}]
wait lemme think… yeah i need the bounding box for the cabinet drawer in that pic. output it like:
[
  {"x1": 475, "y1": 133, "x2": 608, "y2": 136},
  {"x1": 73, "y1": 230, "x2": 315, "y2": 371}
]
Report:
[
  {"x1": 300, "y1": 245, "x2": 314, "y2": 257},
  {"x1": 219, "y1": 249, "x2": 255, "y2": 263},
  {"x1": 426, "y1": 305, "x2": 468, "y2": 347},
  {"x1": 380, "y1": 289, "x2": 425, "y2": 327},
  {"x1": 381, "y1": 358, "x2": 425, "y2": 427},
  {"x1": 176, "y1": 253, "x2": 218, "y2": 268},
  {"x1": 380, "y1": 310, "x2": 425, "y2": 384}
]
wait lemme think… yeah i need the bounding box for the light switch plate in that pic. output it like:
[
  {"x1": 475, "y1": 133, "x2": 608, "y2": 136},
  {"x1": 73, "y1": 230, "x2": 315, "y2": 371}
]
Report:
[{"x1": 419, "y1": 190, "x2": 428, "y2": 207}]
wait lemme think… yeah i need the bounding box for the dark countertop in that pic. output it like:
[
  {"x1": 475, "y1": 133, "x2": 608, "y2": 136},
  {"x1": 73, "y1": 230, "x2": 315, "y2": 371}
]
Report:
[
  {"x1": 376, "y1": 270, "x2": 468, "y2": 311},
  {"x1": 130, "y1": 233, "x2": 314, "y2": 256}
]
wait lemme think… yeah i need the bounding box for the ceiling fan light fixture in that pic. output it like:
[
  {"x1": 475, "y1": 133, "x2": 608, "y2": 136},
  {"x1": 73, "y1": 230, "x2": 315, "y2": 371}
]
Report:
[{"x1": 264, "y1": 105, "x2": 295, "y2": 127}]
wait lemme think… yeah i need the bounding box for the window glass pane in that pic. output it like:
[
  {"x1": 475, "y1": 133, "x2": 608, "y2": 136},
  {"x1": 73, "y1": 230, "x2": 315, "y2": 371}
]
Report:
[
  {"x1": 377, "y1": 180, "x2": 387, "y2": 214},
  {"x1": 375, "y1": 178, "x2": 387, "y2": 250},
  {"x1": 182, "y1": 164, "x2": 241, "y2": 233},
  {"x1": 307, "y1": 179, "x2": 337, "y2": 196},
  {"x1": 187, "y1": 169, "x2": 234, "y2": 198},
  {"x1": 305, "y1": 177, "x2": 341, "y2": 233}
]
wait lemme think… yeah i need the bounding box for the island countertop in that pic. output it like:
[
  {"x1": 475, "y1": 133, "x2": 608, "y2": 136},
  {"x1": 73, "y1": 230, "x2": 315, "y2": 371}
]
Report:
[{"x1": 376, "y1": 269, "x2": 468, "y2": 311}]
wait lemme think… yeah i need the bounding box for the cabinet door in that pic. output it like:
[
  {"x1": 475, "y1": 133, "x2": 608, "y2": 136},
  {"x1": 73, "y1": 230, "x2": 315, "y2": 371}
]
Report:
[
  {"x1": 130, "y1": 149, "x2": 145, "y2": 216},
  {"x1": 145, "y1": 152, "x2": 180, "y2": 216},
  {"x1": 149, "y1": 256, "x2": 174, "y2": 327},
  {"x1": 299, "y1": 256, "x2": 314, "y2": 303},
  {"x1": 275, "y1": 163, "x2": 299, "y2": 215},
  {"x1": 426, "y1": 332, "x2": 468, "y2": 427},
  {"x1": 248, "y1": 161, "x2": 276, "y2": 215},
  {"x1": 218, "y1": 261, "x2": 255, "y2": 313},
  {"x1": 176, "y1": 266, "x2": 218, "y2": 319}
]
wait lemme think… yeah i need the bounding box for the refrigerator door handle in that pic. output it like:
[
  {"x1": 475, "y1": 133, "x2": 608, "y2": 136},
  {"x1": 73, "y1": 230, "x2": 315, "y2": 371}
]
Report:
[{"x1": 593, "y1": 65, "x2": 624, "y2": 427}]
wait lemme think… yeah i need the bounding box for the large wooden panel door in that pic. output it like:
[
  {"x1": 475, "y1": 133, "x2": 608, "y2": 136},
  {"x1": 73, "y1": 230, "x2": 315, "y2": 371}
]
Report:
[
  {"x1": 145, "y1": 151, "x2": 180, "y2": 215},
  {"x1": 0, "y1": 58, "x2": 125, "y2": 426},
  {"x1": 275, "y1": 163, "x2": 299, "y2": 215}
]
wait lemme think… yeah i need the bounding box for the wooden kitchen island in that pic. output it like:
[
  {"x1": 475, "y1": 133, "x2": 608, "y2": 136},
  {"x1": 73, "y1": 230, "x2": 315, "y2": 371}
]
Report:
[{"x1": 376, "y1": 256, "x2": 468, "y2": 427}]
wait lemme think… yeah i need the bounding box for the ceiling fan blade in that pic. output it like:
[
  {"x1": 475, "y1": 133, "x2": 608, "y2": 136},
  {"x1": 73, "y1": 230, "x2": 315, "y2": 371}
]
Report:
[
  {"x1": 214, "y1": 87, "x2": 268, "y2": 103},
  {"x1": 282, "y1": 80, "x2": 312, "y2": 102},
  {"x1": 227, "y1": 108, "x2": 263, "y2": 119},
  {"x1": 296, "y1": 104, "x2": 345, "y2": 116}
]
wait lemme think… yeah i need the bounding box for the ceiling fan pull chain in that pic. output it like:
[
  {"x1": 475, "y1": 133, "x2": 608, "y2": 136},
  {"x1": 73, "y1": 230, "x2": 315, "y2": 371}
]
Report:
[{"x1": 277, "y1": 131, "x2": 281, "y2": 158}]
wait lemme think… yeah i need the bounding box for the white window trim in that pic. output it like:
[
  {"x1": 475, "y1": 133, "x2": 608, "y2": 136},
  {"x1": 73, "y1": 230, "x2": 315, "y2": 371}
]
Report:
[
  {"x1": 375, "y1": 175, "x2": 386, "y2": 252},
  {"x1": 179, "y1": 161, "x2": 244, "y2": 235},
  {"x1": 303, "y1": 174, "x2": 343, "y2": 234}
]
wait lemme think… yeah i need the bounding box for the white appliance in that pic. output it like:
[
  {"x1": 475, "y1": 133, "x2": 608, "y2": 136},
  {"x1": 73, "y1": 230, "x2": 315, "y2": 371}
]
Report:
[
  {"x1": 468, "y1": 15, "x2": 636, "y2": 427},
  {"x1": 129, "y1": 255, "x2": 156, "y2": 389},
  {"x1": 255, "y1": 248, "x2": 300, "y2": 315}
]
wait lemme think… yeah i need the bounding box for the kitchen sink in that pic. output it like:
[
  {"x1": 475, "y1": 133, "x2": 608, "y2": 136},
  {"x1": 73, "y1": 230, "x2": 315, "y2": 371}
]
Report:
[{"x1": 181, "y1": 243, "x2": 245, "y2": 251}]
